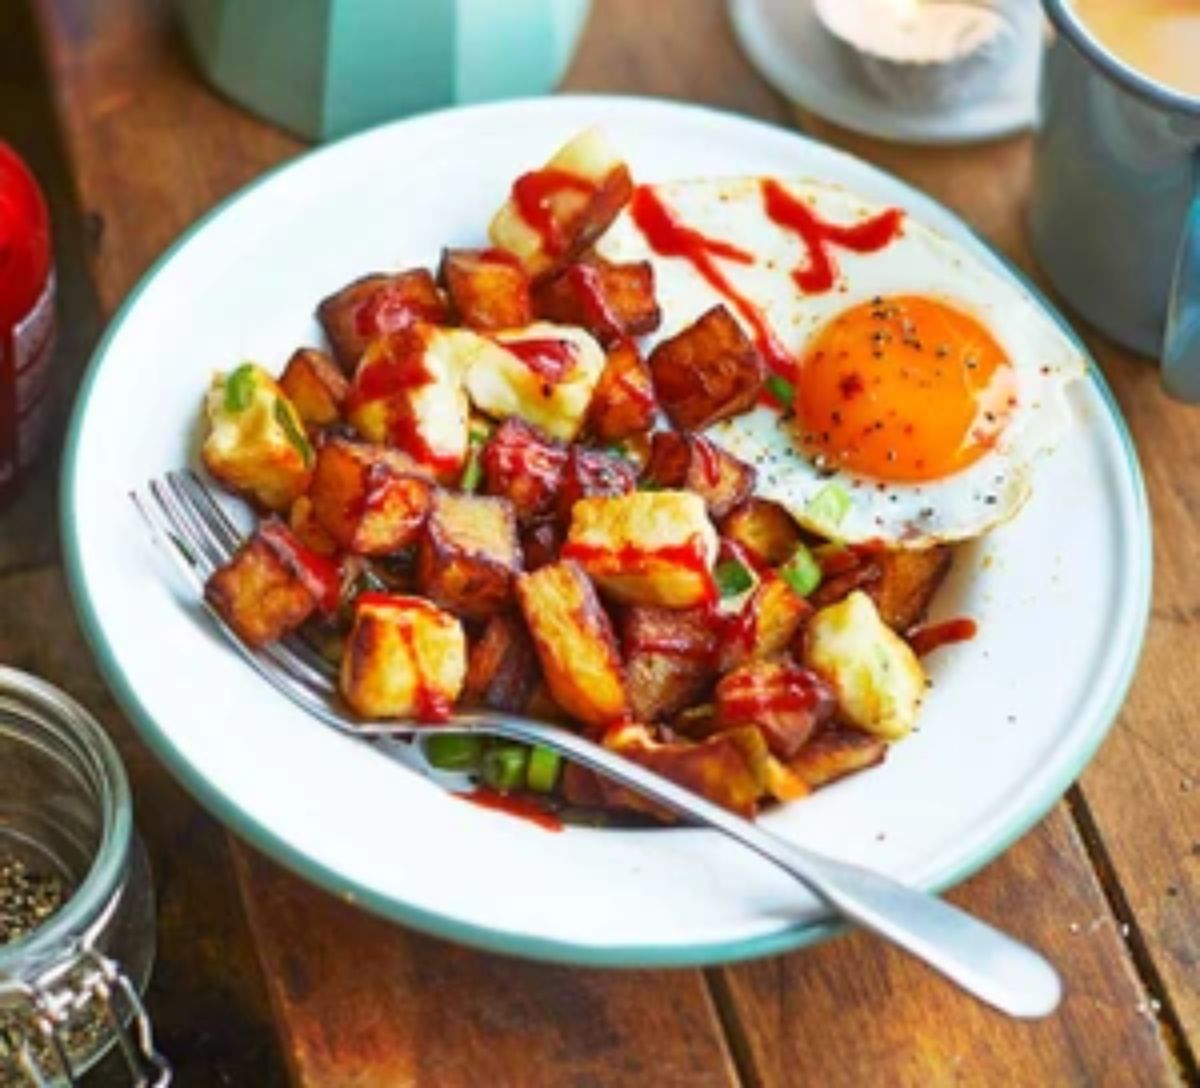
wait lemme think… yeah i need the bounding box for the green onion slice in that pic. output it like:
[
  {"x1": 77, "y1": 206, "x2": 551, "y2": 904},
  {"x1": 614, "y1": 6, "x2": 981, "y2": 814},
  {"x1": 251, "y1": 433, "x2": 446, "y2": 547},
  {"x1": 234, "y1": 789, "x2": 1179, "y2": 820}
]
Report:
[
  {"x1": 804, "y1": 482, "x2": 851, "y2": 530},
  {"x1": 274, "y1": 397, "x2": 314, "y2": 466},
  {"x1": 779, "y1": 543, "x2": 822, "y2": 598},
  {"x1": 766, "y1": 374, "x2": 795, "y2": 409},
  {"x1": 526, "y1": 746, "x2": 562, "y2": 793},
  {"x1": 714, "y1": 558, "x2": 754, "y2": 598},
  {"x1": 480, "y1": 743, "x2": 529, "y2": 792},
  {"x1": 223, "y1": 363, "x2": 257, "y2": 413},
  {"x1": 424, "y1": 734, "x2": 485, "y2": 772},
  {"x1": 460, "y1": 448, "x2": 483, "y2": 492}
]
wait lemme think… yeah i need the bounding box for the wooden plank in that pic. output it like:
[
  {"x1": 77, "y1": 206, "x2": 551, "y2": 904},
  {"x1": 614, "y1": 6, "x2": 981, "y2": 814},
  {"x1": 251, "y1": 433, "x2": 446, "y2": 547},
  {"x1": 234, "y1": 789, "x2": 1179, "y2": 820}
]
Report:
[
  {"x1": 233, "y1": 848, "x2": 739, "y2": 1088},
  {"x1": 0, "y1": 566, "x2": 288, "y2": 1085},
  {"x1": 714, "y1": 805, "x2": 1182, "y2": 1087}
]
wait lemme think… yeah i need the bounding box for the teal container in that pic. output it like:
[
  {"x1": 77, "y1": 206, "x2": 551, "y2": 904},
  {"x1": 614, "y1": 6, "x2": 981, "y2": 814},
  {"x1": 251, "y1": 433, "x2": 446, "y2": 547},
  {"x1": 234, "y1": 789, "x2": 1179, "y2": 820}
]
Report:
[{"x1": 177, "y1": 0, "x2": 593, "y2": 142}]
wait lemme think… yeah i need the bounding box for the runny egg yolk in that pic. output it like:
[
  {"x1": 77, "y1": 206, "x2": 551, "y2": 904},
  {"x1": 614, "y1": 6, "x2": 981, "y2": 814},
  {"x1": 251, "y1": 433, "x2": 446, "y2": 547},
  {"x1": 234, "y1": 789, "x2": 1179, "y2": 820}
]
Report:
[{"x1": 794, "y1": 295, "x2": 1017, "y2": 483}]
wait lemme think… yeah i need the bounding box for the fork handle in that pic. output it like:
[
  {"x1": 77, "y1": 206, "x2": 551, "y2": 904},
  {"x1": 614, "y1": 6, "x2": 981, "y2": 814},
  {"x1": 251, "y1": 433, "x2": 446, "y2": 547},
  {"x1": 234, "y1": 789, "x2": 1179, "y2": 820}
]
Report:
[{"x1": 436, "y1": 712, "x2": 1062, "y2": 1019}]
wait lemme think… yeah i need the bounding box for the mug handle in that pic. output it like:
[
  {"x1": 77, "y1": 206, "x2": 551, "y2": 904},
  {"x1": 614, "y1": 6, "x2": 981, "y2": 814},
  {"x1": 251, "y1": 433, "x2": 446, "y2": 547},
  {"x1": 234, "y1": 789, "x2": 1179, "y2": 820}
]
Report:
[{"x1": 1163, "y1": 152, "x2": 1200, "y2": 402}]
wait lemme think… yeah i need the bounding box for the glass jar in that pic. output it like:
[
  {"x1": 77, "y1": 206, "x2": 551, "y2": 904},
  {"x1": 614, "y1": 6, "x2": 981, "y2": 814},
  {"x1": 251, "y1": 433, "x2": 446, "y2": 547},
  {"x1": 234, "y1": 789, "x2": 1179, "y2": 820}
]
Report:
[{"x1": 0, "y1": 667, "x2": 169, "y2": 1086}]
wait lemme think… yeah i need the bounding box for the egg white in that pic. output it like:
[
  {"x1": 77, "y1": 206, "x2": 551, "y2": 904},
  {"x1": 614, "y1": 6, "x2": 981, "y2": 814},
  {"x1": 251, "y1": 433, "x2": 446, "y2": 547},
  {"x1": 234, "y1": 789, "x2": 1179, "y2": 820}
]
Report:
[{"x1": 597, "y1": 177, "x2": 1086, "y2": 546}]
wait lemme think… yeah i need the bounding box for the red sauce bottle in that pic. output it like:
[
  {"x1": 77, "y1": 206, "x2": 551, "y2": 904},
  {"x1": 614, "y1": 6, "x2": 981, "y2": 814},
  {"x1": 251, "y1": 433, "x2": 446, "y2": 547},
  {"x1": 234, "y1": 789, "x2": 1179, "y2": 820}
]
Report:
[{"x1": 0, "y1": 143, "x2": 55, "y2": 507}]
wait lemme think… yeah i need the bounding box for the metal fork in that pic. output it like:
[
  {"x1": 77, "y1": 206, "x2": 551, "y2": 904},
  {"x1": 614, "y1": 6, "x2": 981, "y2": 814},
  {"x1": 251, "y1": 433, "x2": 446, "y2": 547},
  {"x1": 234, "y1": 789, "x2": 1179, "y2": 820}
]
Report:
[{"x1": 131, "y1": 469, "x2": 1061, "y2": 1018}]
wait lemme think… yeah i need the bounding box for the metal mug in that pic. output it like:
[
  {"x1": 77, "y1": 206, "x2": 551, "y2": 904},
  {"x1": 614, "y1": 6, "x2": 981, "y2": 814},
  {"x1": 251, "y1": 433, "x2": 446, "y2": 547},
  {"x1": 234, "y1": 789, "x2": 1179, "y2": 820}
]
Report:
[{"x1": 1031, "y1": 0, "x2": 1200, "y2": 402}]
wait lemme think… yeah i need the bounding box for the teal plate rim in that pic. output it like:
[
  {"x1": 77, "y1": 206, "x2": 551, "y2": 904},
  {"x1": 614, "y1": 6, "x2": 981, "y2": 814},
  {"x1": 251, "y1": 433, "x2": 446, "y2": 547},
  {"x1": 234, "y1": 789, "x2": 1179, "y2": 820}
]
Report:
[{"x1": 59, "y1": 95, "x2": 1153, "y2": 968}]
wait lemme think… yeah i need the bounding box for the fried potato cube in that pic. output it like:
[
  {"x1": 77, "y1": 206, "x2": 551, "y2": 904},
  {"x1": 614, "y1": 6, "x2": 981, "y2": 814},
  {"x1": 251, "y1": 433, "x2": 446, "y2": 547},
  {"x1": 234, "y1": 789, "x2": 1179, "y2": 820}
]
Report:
[
  {"x1": 644, "y1": 431, "x2": 756, "y2": 519},
  {"x1": 764, "y1": 757, "x2": 811, "y2": 803},
  {"x1": 718, "y1": 499, "x2": 803, "y2": 567},
  {"x1": 463, "y1": 613, "x2": 542, "y2": 713},
  {"x1": 715, "y1": 660, "x2": 836, "y2": 759},
  {"x1": 309, "y1": 437, "x2": 431, "y2": 555},
  {"x1": 718, "y1": 578, "x2": 812, "y2": 672},
  {"x1": 621, "y1": 606, "x2": 717, "y2": 723},
  {"x1": 346, "y1": 326, "x2": 474, "y2": 483},
  {"x1": 489, "y1": 128, "x2": 634, "y2": 281},
  {"x1": 340, "y1": 594, "x2": 466, "y2": 721},
  {"x1": 289, "y1": 495, "x2": 338, "y2": 557},
  {"x1": 868, "y1": 546, "x2": 953, "y2": 633},
  {"x1": 586, "y1": 340, "x2": 657, "y2": 444},
  {"x1": 785, "y1": 729, "x2": 888, "y2": 790},
  {"x1": 556, "y1": 445, "x2": 637, "y2": 524},
  {"x1": 438, "y1": 248, "x2": 533, "y2": 331},
  {"x1": 515, "y1": 560, "x2": 628, "y2": 727},
  {"x1": 201, "y1": 363, "x2": 313, "y2": 511},
  {"x1": 533, "y1": 256, "x2": 660, "y2": 344},
  {"x1": 205, "y1": 524, "x2": 321, "y2": 646},
  {"x1": 600, "y1": 721, "x2": 768, "y2": 820},
  {"x1": 317, "y1": 269, "x2": 448, "y2": 372},
  {"x1": 805, "y1": 590, "x2": 925, "y2": 741},
  {"x1": 481, "y1": 418, "x2": 567, "y2": 522},
  {"x1": 465, "y1": 322, "x2": 606, "y2": 442},
  {"x1": 563, "y1": 491, "x2": 718, "y2": 608},
  {"x1": 520, "y1": 520, "x2": 562, "y2": 572},
  {"x1": 648, "y1": 305, "x2": 766, "y2": 431},
  {"x1": 278, "y1": 348, "x2": 348, "y2": 430},
  {"x1": 416, "y1": 491, "x2": 522, "y2": 620}
]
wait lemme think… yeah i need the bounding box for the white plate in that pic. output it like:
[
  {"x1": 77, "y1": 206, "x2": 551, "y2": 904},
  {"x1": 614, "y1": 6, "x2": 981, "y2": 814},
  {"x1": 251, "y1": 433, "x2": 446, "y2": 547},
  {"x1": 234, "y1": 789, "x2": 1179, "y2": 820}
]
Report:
[
  {"x1": 61, "y1": 97, "x2": 1149, "y2": 965},
  {"x1": 730, "y1": 0, "x2": 1041, "y2": 145}
]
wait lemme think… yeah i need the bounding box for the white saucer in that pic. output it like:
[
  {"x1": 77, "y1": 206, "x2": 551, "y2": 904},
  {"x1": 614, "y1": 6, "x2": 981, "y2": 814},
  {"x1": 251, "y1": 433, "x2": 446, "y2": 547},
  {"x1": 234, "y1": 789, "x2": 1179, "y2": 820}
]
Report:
[{"x1": 730, "y1": 0, "x2": 1042, "y2": 145}]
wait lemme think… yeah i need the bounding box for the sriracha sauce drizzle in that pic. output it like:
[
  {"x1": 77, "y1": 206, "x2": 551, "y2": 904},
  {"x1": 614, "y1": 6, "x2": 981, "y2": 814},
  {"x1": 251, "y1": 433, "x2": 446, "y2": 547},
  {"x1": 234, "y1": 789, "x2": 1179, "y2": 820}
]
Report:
[
  {"x1": 353, "y1": 594, "x2": 453, "y2": 722},
  {"x1": 459, "y1": 789, "x2": 564, "y2": 832},
  {"x1": 511, "y1": 168, "x2": 597, "y2": 255},
  {"x1": 258, "y1": 519, "x2": 341, "y2": 613},
  {"x1": 503, "y1": 337, "x2": 576, "y2": 382},
  {"x1": 907, "y1": 617, "x2": 978, "y2": 657},
  {"x1": 563, "y1": 537, "x2": 718, "y2": 605}
]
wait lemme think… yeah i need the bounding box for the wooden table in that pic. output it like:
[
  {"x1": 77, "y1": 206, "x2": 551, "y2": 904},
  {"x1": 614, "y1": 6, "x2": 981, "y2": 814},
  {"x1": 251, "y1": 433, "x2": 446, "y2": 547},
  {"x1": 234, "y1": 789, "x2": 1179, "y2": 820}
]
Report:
[{"x1": 1, "y1": 1, "x2": 1196, "y2": 1083}]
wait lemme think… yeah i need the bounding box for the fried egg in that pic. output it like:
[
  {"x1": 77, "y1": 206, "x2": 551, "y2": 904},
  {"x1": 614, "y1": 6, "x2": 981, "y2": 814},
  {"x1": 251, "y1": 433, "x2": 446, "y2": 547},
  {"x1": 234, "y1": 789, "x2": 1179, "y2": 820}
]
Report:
[{"x1": 597, "y1": 177, "x2": 1086, "y2": 546}]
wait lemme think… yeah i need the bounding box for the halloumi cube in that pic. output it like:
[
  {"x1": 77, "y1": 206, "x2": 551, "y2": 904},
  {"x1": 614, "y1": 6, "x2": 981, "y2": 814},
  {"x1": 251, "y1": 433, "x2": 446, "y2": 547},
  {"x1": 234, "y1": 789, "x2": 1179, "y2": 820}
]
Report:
[
  {"x1": 804, "y1": 590, "x2": 925, "y2": 741},
  {"x1": 464, "y1": 322, "x2": 606, "y2": 442},
  {"x1": 201, "y1": 363, "x2": 313, "y2": 511},
  {"x1": 347, "y1": 326, "x2": 478, "y2": 484},
  {"x1": 563, "y1": 491, "x2": 718, "y2": 608},
  {"x1": 488, "y1": 128, "x2": 633, "y2": 281},
  {"x1": 340, "y1": 594, "x2": 466, "y2": 721}
]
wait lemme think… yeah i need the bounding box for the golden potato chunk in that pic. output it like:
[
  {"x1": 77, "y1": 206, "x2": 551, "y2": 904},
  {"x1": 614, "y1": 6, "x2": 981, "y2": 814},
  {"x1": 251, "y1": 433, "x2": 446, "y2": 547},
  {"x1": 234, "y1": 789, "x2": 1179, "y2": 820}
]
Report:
[
  {"x1": 278, "y1": 348, "x2": 348, "y2": 430},
  {"x1": 309, "y1": 438, "x2": 431, "y2": 555},
  {"x1": 868, "y1": 546, "x2": 953, "y2": 633},
  {"x1": 586, "y1": 340, "x2": 657, "y2": 444},
  {"x1": 481, "y1": 418, "x2": 567, "y2": 523},
  {"x1": 340, "y1": 594, "x2": 466, "y2": 721},
  {"x1": 489, "y1": 128, "x2": 634, "y2": 281},
  {"x1": 643, "y1": 431, "x2": 756, "y2": 519},
  {"x1": 786, "y1": 729, "x2": 888, "y2": 790},
  {"x1": 718, "y1": 578, "x2": 812, "y2": 673},
  {"x1": 463, "y1": 613, "x2": 542, "y2": 714},
  {"x1": 317, "y1": 269, "x2": 448, "y2": 372},
  {"x1": 556, "y1": 446, "x2": 636, "y2": 525},
  {"x1": 439, "y1": 248, "x2": 533, "y2": 331},
  {"x1": 515, "y1": 560, "x2": 628, "y2": 728},
  {"x1": 621, "y1": 606, "x2": 717, "y2": 723},
  {"x1": 288, "y1": 495, "x2": 338, "y2": 557},
  {"x1": 599, "y1": 721, "x2": 769, "y2": 820},
  {"x1": 715, "y1": 660, "x2": 836, "y2": 759},
  {"x1": 533, "y1": 255, "x2": 660, "y2": 345},
  {"x1": 205, "y1": 525, "x2": 321, "y2": 647},
  {"x1": 648, "y1": 305, "x2": 766, "y2": 431},
  {"x1": 201, "y1": 363, "x2": 313, "y2": 511},
  {"x1": 805, "y1": 590, "x2": 925, "y2": 741},
  {"x1": 346, "y1": 326, "x2": 473, "y2": 483},
  {"x1": 718, "y1": 499, "x2": 804, "y2": 567},
  {"x1": 416, "y1": 491, "x2": 521, "y2": 620},
  {"x1": 563, "y1": 491, "x2": 718, "y2": 608},
  {"x1": 466, "y1": 322, "x2": 606, "y2": 442}
]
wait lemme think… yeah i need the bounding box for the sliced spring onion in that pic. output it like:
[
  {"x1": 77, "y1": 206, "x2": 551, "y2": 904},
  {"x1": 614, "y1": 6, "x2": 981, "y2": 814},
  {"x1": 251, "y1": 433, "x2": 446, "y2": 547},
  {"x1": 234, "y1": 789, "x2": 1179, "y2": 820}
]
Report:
[
  {"x1": 274, "y1": 397, "x2": 314, "y2": 466},
  {"x1": 223, "y1": 363, "x2": 257, "y2": 412},
  {"x1": 779, "y1": 543, "x2": 822, "y2": 598},
  {"x1": 804, "y1": 482, "x2": 851, "y2": 529},
  {"x1": 460, "y1": 448, "x2": 483, "y2": 492},
  {"x1": 637, "y1": 478, "x2": 664, "y2": 493},
  {"x1": 424, "y1": 734, "x2": 485, "y2": 772},
  {"x1": 714, "y1": 558, "x2": 754, "y2": 598},
  {"x1": 526, "y1": 746, "x2": 562, "y2": 793},
  {"x1": 480, "y1": 743, "x2": 529, "y2": 792},
  {"x1": 766, "y1": 374, "x2": 795, "y2": 409}
]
